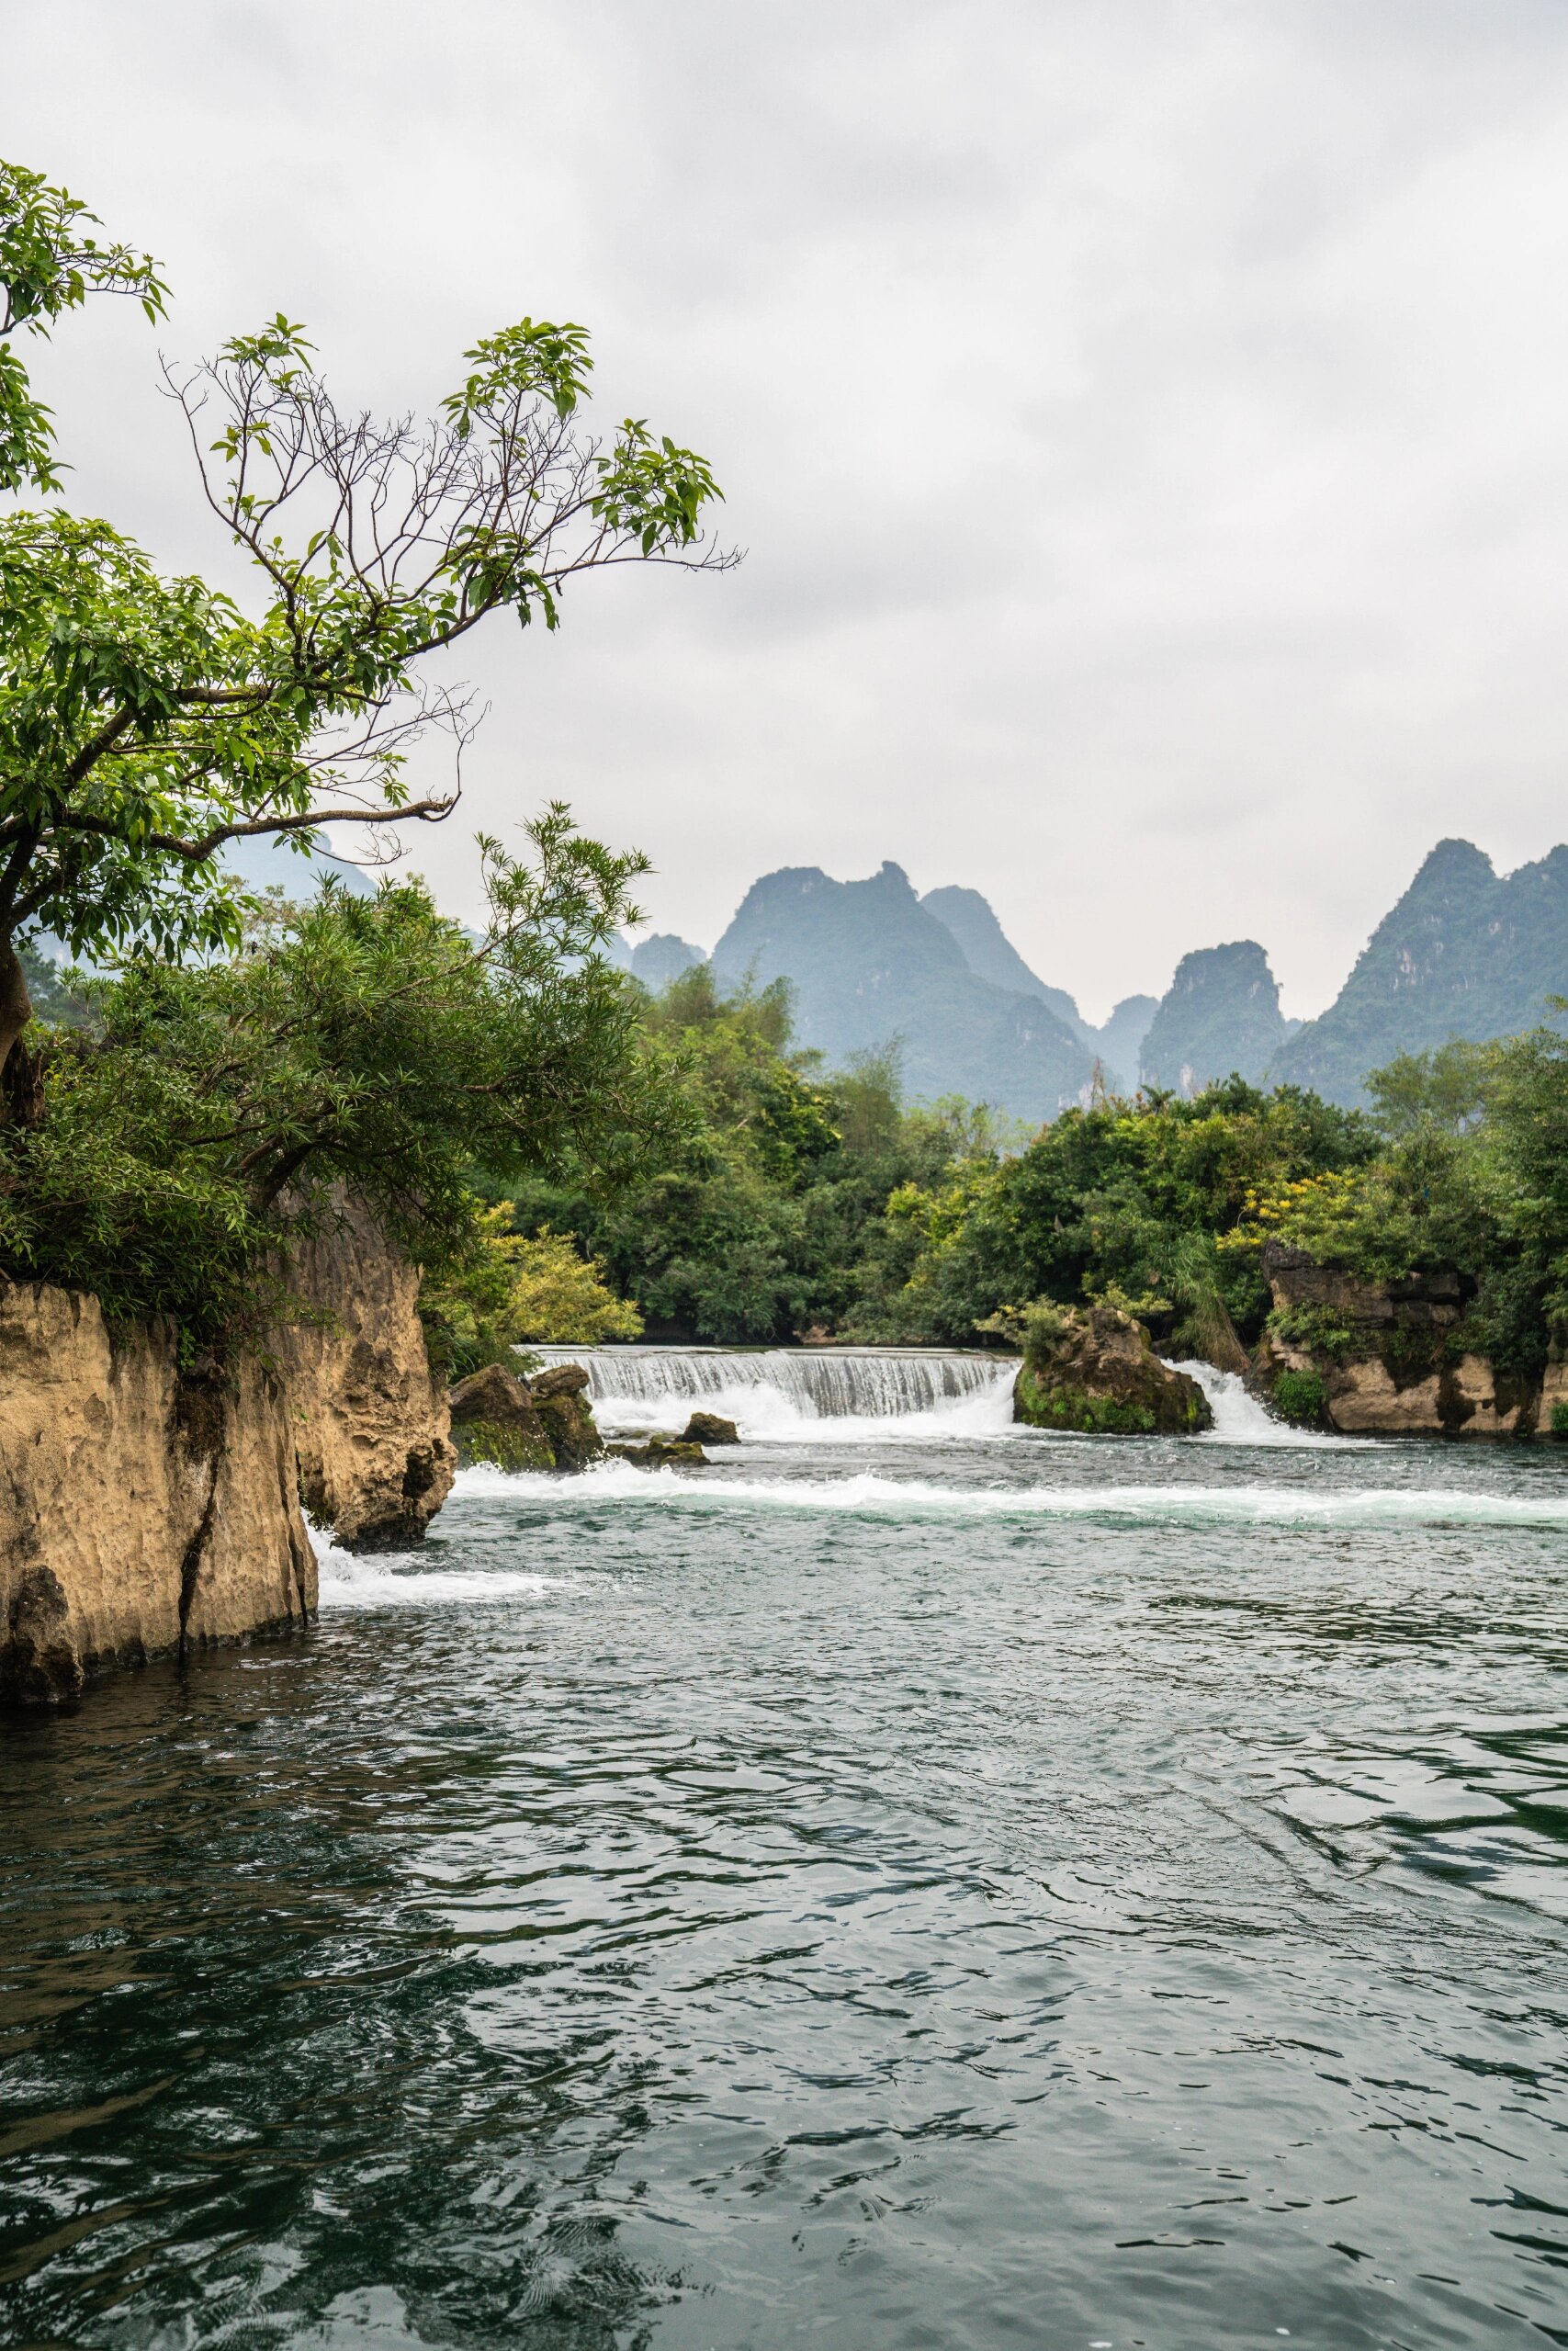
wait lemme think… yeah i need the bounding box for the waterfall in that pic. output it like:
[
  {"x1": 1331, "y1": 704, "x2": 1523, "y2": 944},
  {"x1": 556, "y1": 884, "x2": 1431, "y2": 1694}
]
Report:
[
  {"x1": 1168, "y1": 1359, "x2": 1350, "y2": 1447},
  {"x1": 528, "y1": 1346, "x2": 1020, "y2": 1441}
]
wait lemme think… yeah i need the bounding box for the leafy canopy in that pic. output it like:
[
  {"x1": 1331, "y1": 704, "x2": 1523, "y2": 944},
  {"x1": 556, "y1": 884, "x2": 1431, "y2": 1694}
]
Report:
[
  {"x1": 507, "y1": 967, "x2": 1000, "y2": 1343},
  {"x1": 0, "y1": 155, "x2": 731, "y2": 1080},
  {"x1": 0, "y1": 809, "x2": 682, "y2": 1335},
  {"x1": 420, "y1": 1208, "x2": 641, "y2": 1379},
  {"x1": 0, "y1": 159, "x2": 166, "y2": 493}
]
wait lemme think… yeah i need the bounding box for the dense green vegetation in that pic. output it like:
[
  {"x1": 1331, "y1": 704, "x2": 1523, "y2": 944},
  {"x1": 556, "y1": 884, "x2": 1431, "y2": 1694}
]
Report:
[
  {"x1": 505, "y1": 965, "x2": 1006, "y2": 1342},
  {"x1": 1225, "y1": 1032, "x2": 1568, "y2": 1375},
  {"x1": 489, "y1": 971, "x2": 1362, "y2": 1350},
  {"x1": 491, "y1": 977, "x2": 1568, "y2": 1381},
  {"x1": 2, "y1": 822, "x2": 678, "y2": 1342}
]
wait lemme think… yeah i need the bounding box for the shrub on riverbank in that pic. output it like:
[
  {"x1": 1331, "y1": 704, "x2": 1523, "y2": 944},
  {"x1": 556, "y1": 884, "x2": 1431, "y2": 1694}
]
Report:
[{"x1": 503, "y1": 969, "x2": 1003, "y2": 1342}]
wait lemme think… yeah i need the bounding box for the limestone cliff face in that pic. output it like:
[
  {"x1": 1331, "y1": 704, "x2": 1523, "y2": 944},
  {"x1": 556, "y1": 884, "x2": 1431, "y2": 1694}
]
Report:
[
  {"x1": 1258, "y1": 1241, "x2": 1540, "y2": 1437},
  {"x1": 0, "y1": 1283, "x2": 315, "y2": 1705},
  {"x1": 272, "y1": 1196, "x2": 457, "y2": 1548},
  {"x1": 1, "y1": 1198, "x2": 459, "y2": 1704}
]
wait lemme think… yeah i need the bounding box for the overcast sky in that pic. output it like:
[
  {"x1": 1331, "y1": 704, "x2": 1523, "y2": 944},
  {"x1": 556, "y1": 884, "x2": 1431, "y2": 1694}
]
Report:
[{"x1": 8, "y1": 0, "x2": 1568, "y2": 1020}]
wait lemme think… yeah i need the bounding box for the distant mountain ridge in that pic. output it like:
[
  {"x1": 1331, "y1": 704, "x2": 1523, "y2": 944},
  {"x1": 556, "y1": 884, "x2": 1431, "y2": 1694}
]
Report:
[
  {"x1": 710, "y1": 862, "x2": 1096, "y2": 1121},
  {"x1": 919, "y1": 887, "x2": 1088, "y2": 1040},
  {"x1": 918, "y1": 886, "x2": 1156, "y2": 1087},
  {"x1": 614, "y1": 835, "x2": 1568, "y2": 1121}
]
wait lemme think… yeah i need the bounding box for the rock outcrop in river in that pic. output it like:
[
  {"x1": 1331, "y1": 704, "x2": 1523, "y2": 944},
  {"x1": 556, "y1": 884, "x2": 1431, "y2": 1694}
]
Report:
[
  {"x1": 449, "y1": 1362, "x2": 557, "y2": 1471},
  {"x1": 1013, "y1": 1304, "x2": 1213, "y2": 1435},
  {"x1": 448, "y1": 1360, "x2": 606, "y2": 1474},
  {"x1": 527, "y1": 1362, "x2": 605, "y2": 1470}
]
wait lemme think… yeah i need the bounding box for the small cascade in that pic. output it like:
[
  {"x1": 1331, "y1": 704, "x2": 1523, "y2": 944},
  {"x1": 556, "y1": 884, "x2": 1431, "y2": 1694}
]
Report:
[
  {"x1": 1168, "y1": 1359, "x2": 1347, "y2": 1447},
  {"x1": 527, "y1": 1345, "x2": 1019, "y2": 1441}
]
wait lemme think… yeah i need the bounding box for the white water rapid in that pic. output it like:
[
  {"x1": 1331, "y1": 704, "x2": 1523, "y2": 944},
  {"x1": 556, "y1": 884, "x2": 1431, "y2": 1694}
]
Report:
[
  {"x1": 528, "y1": 1345, "x2": 1020, "y2": 1441},
  {"x1": 1168, "y1": 1358, "x2": 1357, "y2": 1446}
]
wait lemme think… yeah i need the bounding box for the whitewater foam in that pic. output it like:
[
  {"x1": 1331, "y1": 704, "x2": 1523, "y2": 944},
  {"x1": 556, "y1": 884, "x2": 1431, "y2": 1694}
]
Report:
[
  {"x1": 1169, "y1": 1360, "x2": 1366, "y2": 1448},
  {"x1": 453, "y1": 1460, "x2": 1568, "y2": 1532},
  {"x1": 308, "y1": 1516, "x2": 569, "y2": 1609}
]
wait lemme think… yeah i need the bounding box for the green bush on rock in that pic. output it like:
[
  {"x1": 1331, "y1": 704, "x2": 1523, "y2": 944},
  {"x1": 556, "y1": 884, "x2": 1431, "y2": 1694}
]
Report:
[
  {"x1": 1272, "y1": 1369, "x2": 1329, "y2": 1429},
  {"x1": 0, "y1": 819, "x2": 679, "y2": 1348}
]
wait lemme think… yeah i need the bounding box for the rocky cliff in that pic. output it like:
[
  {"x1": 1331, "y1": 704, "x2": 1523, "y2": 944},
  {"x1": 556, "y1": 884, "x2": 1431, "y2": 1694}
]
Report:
[
  {"x1": 710, "y1": 862, "x2": 1096, "y2": 1121},
  {"x1": 1258, "y1": 1240, "x2": 1541, "y2": 1436},
  {"x1": 1, "y1": 1198, "x2": 457, "y2": 1704},
  {"x1": 273, "y1": 1195, "x2": 456, "y2": 1548},
  {"x1": 1273, "y1": 839, "x2": 1568, "y2": 1106},
  {"x1": 0, "y1": 1283, "x2": 316, "y2": 1704}
]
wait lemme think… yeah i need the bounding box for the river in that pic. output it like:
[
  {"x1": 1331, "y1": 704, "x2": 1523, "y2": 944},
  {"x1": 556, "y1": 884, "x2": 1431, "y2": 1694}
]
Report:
[{"x1": 2, "y1": 1350, "x2": 1566, "y2": 2348}]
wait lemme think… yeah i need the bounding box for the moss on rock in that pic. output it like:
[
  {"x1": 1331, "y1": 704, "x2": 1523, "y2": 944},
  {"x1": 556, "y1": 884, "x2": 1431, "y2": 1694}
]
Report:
[{"x1": 1011, "y1": 1304, "x2": 1212, "y2": 1437}]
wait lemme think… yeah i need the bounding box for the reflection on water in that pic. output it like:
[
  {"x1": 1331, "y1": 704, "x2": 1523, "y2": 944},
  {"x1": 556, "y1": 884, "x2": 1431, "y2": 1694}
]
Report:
[{"x1": 2, "y1": 1423, "x2": 1566, "y2": 2349}]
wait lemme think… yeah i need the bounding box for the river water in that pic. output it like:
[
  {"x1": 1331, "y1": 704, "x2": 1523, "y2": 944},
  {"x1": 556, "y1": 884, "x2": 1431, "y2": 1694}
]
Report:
[{"x1": 3, "y1": 1352, "x2": 1567, "y2": 2349}]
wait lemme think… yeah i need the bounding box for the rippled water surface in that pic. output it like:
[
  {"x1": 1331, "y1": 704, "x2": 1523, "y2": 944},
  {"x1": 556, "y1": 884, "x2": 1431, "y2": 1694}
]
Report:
[{"x1": 4, "y1": 1417, "x2": 1567, "y2": 2349}]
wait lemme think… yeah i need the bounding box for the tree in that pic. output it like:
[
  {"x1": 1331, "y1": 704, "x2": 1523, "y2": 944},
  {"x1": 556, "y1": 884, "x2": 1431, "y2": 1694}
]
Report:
[
  {"x1": 1364, "y1": 1039, "x2": 1491, "y2": 1137},
  {"x1": 0, "y1": 158, "x2": 732, "y2": 1116},
  {"x1": 0, "y1": 160, "x2": 166, "y2": 494}
]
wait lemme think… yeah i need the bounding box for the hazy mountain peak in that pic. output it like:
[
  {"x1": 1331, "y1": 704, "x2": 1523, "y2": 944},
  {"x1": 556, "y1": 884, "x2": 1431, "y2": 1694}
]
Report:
[
  {"x1": 712, "y1": 863, "x2": 1092, "y2": 1118},
  {"x1": 920, "y1": 886, "x2": 1086, "y2": 1034},
  {"x1": 1274, "y1": 837, "x2": 1568, "y2": 1103},
  {"x1": 1140, "y1": 941, "x2": 1287, "y2": 1095},
  {"x1": 1095, "y1": 994, "x2": 1159, "y2": 1089},
  {"x1": 1410, "y1": 837, "x2": 1495, "y2": 887},
  {"x1": 628, "y1": 932, "x2": 705, "y2": 990}
]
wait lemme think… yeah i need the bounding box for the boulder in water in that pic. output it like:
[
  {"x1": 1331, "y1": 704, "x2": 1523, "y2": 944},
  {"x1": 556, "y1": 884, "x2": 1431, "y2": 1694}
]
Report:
[
  {"x1": 1013, "y1": 1305, "x2": 1212, "y2": 1436},
  {"x1": 682, "y1": 1411, "x2": 739, "y2": 1445},
  {"x1": 522, "y1": 1361, "x2": 604, "y2": 1470},
  {"x1": 608, "y1": 1435, "x2": 709, "y2": 1468},
  {"x1": 533, "y1": 1392, "x2": 604, "y2": 1469},
  {"x1": 448, "y1": 1363, "x2": 555, "y2": 1473}
]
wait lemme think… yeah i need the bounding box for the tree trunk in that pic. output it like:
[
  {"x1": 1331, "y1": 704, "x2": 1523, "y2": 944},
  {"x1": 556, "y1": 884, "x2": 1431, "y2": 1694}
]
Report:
[{"x1": 0, "y1": 937, "x2": 42, "y2": 1127}]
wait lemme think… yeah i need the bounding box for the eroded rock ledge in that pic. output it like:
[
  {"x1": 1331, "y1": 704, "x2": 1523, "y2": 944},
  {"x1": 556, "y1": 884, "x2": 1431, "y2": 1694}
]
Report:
[
  {"x1": 1257, "y1": 1239, "x2": 1564, "y2": 1438},
  {"x1": 275, "y1": 1194, "x2": 456, "y2": 1548},
  {"x1": 0, "y1": 1283, "x2": 315, "y2": 1704},
  {"x1": 1, "y1": 1198, "x2": 456, "y2": 1705}
]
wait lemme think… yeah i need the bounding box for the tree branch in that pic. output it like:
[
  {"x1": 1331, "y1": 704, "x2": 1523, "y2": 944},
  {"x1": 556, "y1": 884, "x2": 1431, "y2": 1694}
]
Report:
[{"x1": 45, "y1": 796, "x2": 457, "y2": 865}]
